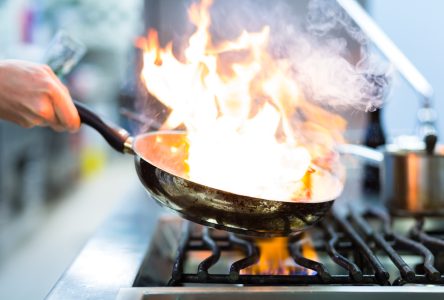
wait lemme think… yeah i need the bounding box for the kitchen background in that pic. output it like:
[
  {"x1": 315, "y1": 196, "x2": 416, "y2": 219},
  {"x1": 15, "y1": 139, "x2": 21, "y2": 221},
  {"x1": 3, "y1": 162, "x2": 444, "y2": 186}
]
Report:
[{"x1": 0, "y1": 0, "x2": 443, "y2": 299}]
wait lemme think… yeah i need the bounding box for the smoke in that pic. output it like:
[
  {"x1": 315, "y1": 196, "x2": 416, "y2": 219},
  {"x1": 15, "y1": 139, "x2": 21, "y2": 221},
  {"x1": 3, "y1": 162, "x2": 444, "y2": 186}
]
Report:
[
  {"x1": 303, "y1": 0, "x2": 391, "y2": 111},
  {"x1": 208, "y1": 0, "x2": 392, "y2": 112},
  {"x1": 136, "y1": 0, "x2": 393, "y2": 134}
]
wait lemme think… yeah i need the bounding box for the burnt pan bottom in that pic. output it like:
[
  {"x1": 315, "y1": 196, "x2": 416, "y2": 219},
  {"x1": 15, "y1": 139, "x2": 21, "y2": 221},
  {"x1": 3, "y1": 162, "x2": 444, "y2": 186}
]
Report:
[{"x1": 135, "y1": 155, "x2": 334, "y2": 237}]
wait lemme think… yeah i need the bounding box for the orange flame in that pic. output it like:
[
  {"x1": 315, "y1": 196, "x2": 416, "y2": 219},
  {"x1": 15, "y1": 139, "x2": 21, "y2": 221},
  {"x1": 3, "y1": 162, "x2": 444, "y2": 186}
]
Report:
[
  {"x1": 138, "y1": 0, "x2": 345, "y2": 202},
  {"x1": 250, "y1": 238, "x2": 295, "y2": 275},
  {"x1": 242, "y1": 234, "x2": 318, "y2": 275}
]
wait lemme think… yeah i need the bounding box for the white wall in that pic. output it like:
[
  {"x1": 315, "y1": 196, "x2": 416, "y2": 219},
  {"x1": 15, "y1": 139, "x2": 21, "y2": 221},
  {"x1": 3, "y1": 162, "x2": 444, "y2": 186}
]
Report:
[{"x1": 369, "y1": 0, "x2": 444, "y2": 140}]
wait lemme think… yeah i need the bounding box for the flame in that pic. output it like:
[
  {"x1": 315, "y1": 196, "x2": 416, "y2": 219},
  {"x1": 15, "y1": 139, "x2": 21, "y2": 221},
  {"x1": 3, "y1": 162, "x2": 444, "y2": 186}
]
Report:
[
  {"x1": 242, "y1": 234, "x2": 318, "y2": 275},
  {"x1": 249, "y1": 238, "x2": 295, "y2": 275},
  {"x1": 138, "y1": 0, "x2": 345, "y2": 202}
]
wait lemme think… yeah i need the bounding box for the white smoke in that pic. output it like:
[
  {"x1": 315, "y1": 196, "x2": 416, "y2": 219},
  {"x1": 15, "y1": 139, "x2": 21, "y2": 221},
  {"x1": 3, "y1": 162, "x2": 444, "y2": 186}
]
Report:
[
  {"x1": 208, "y1": 0, "x2": 392, "y2": 112},
  {"x1": 302, "y1": 0, "x2": 391, "y2": 111}
]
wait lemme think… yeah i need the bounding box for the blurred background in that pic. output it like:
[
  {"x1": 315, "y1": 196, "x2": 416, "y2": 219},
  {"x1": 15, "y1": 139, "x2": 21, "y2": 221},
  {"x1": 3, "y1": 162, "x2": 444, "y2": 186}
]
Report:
[
  {"x1": 0, "y1": 0, "x2": 443, "y2": 299},
  {"x1": 0, "y1": 0, "x2": 143, "y2": 299}
]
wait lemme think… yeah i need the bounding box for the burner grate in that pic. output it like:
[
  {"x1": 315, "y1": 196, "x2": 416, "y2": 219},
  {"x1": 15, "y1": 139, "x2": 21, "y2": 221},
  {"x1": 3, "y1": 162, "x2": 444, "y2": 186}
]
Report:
[{"x1": 166, "y1": 208, "x2": 444, "y2": 286}]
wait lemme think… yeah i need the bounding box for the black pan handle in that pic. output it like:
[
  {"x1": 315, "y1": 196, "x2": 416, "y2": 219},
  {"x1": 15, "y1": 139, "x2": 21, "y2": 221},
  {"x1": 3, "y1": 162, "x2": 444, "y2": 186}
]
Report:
[{"x1": 74, "y1": 100, "x2": 132, "y2": 153}]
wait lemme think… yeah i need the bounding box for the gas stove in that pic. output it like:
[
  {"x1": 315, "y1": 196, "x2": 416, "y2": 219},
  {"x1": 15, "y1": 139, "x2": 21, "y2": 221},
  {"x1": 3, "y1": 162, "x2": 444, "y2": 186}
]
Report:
[
  {"x1": 132, "y1": 211, "x2": 444, "y2": 288},
  {"x1": 47, "y1": 172, "x2": 444, "y2": 300},
  {"x1": 117, "y1": 209, "x2": 444, "y2": 299}
]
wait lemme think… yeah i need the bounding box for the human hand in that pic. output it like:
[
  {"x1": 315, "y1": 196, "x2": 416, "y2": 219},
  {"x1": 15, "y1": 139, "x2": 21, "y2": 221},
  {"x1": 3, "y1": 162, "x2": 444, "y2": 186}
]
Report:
[{"x1": 0, "y1": 59, "x2": 80, "y2": 132}]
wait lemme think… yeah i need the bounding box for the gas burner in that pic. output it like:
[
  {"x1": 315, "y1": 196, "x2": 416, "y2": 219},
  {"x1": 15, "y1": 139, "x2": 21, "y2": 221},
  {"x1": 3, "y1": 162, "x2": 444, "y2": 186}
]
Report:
[
  {"x1": 47, "y1": 191, "x2": 444, "y2": 300},
  {"x1": 134, "y1": 208, "x2": 444, "y2": 287}
]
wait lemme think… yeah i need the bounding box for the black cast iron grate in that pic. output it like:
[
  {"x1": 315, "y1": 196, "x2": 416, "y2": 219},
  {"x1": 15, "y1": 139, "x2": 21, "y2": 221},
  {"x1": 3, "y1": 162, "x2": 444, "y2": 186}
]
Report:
[{"x1": 167, "y1": 207, "x2": 444, "y2": 286}]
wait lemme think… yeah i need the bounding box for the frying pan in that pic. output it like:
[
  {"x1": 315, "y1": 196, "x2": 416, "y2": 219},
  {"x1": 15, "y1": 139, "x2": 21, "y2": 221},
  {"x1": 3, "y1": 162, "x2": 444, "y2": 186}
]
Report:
[{"x1": 75, "y1": 101, "x2": 336, "y2": 237}]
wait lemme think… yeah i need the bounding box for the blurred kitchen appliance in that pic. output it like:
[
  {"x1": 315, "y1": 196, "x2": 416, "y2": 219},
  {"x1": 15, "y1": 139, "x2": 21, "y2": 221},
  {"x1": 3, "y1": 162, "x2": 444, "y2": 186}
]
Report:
[
  {"x1": 0, "y1": 125, "x2": 45, "y2": 219},
  {"x1": 337, "y1": 0, "x2": 443, "y2": 214},
  {"x1": 382, "y1": 145, "x2": 444, "y2": 215},
  {"x1": 338, "y1": 0, "x2": 438, "y2": 150},
  {"x1": 362, "y1": 108, "x2": 386, "y2": 194},
  {"x1": 0, "y1": 123, "x2": 46, "y2": 258},
  {"x1": 339, "y1": 142, "x2": 444, "y2": 216},
  {"x1": 43, "y1": 30, "x2": 86, "y2": 76},
  {"x1": 0, "y1": 30, "x2": 84, "y2": 260}
]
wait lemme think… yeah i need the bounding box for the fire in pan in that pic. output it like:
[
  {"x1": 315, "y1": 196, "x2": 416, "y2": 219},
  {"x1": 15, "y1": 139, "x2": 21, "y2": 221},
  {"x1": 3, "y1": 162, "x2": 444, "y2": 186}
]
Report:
[{"x1": 75, "y1": 101, "x2": 341, "y2": 237}]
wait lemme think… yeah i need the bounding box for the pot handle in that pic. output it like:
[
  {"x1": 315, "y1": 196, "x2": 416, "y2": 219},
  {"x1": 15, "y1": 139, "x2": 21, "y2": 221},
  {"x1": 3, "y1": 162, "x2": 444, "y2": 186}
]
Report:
[
  {"x1": 336, "y1": 144, "x2": 383, "y2": 167},
  {"x1": 74, "y1": 100, "x2": 133, "y2": 154}
]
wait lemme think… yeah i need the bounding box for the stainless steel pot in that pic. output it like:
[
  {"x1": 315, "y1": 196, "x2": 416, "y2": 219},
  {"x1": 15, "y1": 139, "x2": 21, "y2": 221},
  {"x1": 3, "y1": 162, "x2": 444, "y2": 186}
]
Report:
[{"x1": 338, "y1": 143, "x2": 444, "y2": 215}]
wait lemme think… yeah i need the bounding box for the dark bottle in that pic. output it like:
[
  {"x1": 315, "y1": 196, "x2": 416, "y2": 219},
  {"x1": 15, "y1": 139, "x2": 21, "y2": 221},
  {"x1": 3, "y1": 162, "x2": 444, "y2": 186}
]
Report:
[{"x1": 362, "y1": 108, "x2": 386, "y2": 194}]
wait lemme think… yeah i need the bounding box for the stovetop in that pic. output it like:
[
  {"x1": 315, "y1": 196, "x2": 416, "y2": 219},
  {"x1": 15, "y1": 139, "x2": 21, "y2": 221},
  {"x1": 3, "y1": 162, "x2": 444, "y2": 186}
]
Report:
[
  {"x1": 46, "y1": 169, "x2": 444, "y2": 300},
  {"x1": 133, "y1": 210, "x2": 444, "y2": 288},
  {"x1": 116, "y1": 209, "x2": 444, "y2": 300}
]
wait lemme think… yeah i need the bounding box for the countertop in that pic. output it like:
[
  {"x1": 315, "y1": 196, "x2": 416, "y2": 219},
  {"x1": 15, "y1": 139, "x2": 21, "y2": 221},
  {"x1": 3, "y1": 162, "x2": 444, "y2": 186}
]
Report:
[{"x1": 46, "y1": 185, "x2": 165, "y2": 300}]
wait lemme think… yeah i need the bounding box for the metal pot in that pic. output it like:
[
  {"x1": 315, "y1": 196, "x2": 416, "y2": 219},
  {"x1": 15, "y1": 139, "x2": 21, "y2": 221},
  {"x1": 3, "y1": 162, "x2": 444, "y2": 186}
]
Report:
[{"x1": 338, "y1": 143, "x2": 444, "y2": 216}]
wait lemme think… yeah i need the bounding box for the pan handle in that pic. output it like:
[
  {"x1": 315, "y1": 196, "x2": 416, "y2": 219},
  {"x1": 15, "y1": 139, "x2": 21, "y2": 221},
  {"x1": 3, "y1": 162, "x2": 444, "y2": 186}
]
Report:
[
  {"x1": 74, "y1": 100, "x2": 133, "y2": 154},
  {"x1": 336, "y1": 144, "x2": 383, "y2": 167}
]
